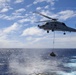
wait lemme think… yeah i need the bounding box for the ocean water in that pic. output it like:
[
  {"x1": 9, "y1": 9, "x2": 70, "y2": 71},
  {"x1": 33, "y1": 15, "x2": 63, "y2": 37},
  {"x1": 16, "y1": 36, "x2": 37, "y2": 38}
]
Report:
[{"x1": 0, "y1": 48, "x2": 76, "y2": 75}]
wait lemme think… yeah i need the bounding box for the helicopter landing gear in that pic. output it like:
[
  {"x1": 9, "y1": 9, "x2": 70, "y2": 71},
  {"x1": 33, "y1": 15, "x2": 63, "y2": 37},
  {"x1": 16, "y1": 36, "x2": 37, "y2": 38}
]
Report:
[
  {"x1": 63, "y1": 32, "x2": 66, "y2": 35},
  {"x1": 52, "y1": 29, "x2": 54, "y2": 32},
  {"x1": 47, "y1": 30, "x2": 49, "y2": 33}
]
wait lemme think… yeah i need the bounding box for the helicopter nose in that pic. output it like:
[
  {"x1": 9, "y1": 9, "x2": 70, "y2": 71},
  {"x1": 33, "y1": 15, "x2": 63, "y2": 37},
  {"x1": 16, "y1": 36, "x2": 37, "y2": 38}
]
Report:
[{"x1": 38, "y1": 25, "x2": 41, "y2": 28}]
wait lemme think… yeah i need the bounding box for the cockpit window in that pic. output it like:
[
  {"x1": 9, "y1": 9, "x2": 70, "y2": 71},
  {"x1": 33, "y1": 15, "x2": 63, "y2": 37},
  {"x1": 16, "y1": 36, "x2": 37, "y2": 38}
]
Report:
[{"x1": 46, "y1": 23, "x2": 49, "y2": 25}]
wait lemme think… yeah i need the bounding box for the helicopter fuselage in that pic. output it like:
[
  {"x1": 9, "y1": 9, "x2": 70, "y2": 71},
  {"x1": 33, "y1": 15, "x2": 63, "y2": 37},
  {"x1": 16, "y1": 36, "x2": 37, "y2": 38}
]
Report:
[{"x1": 38, "y1": 21, "x2": 76, "y2": 33}]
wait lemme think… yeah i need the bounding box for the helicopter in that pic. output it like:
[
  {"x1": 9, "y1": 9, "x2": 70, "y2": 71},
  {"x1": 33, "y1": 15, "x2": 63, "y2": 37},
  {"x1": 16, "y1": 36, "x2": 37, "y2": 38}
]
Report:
[{"x1": 34, "y1": 12, "x2": 76, "y2": 35}]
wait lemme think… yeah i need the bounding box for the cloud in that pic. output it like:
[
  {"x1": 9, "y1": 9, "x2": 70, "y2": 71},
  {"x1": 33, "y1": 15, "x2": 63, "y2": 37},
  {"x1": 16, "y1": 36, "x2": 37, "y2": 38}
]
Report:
[
  {"x1": 3, "y1": 23, "x2": 19, "y2": 34},
  {"x1": 21, "y1": 28, "x2": 76, "y2": 48},
  {"x1": 18, "y1": 12, "x2": 38, "y2": 24},
  {"x1": 0, "y1": 8, "x2": 26, "y2": 20},
  {"x1": 12, "y1": 8, "x2": 26, "y2": 16},
  {"x1": 36, "y1": 6, "x2": 49, "y2": 11},
  {"x1": 21, "y1": 26, "x2": 44, "y2": 36},
  {"x1": 0, "y1": 0, "x2": 12, "y2": 13},
  {"x1": 0, "y1": 7, "x2": 13, "y2": 13},
  {"x1": 36, "y1": 7, "x2": 42, "y2": 10},
  {"x1": 58, "y1": 10, "x2": 76, "y2": 20},
  {"x1": 0, "y1": 0, "x2": 10, "y2": 8},
  {"x1": 26, "y1": 4, "x2": 32, "y2": 8},
  {"x1": 0, "y1": 22, "x2": 23, "y2": 48},
  {"x1": 0, "y1": 13, "x2": 24, "y2": 20},
  {"x1": 57, "y1": 71, "x2": 76, "y2": 75},
  {"x1": 33, "y1": 0, "x2": 56, "y2": 6},
  {"x1": 14, "y1": 0, "x2": 24, "y2": 3},
  {"x1": 44, "y1": 5, "x2": 49, "y2": 9},
  {"x1": 0, "y1": 38, "x2": 25, "y2": 48},
  {"x1": 18, "y1": 18, "x2": 30, "y2": 23},
  {"x1": 0, "y1": 23, "x2": 20, "y2": 37},
  {"x1": 1, "y1": 8, "x2": 9, "y2": 13},
  {"x1": 15, "y1": 8, "x2": 26, "y2": 12}
]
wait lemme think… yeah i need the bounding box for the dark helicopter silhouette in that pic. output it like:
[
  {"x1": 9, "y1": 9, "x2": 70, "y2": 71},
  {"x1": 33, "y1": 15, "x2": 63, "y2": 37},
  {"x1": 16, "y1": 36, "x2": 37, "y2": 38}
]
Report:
[{"x1": 34, "y1": 12, "x2": 76, "y2": 35}]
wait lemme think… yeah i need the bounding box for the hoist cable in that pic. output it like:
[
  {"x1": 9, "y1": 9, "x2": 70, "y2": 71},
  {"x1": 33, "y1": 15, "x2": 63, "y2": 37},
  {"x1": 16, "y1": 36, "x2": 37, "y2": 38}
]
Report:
[{"x1": 53, "y1": 31, "x2": 55, "y2": 51}]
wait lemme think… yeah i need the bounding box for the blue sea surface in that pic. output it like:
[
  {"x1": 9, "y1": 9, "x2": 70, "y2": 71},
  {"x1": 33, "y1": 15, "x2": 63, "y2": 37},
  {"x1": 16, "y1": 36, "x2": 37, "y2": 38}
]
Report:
[{"x1": 0, "y1": 48, "x2": 76, "y2": 75}]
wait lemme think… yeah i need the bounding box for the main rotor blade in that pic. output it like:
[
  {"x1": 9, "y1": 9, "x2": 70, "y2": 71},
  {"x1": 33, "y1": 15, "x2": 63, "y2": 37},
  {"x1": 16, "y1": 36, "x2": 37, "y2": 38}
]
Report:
[{"x1": 34, "y1": 11, "x2": 53, "y2": 19}]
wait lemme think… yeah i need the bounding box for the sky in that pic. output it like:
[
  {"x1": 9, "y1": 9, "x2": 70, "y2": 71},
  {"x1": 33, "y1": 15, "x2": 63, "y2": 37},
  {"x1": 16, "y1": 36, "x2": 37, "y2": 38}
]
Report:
[{"x1": 0, "y1": 0, "x2": 76, "y2": 48}]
